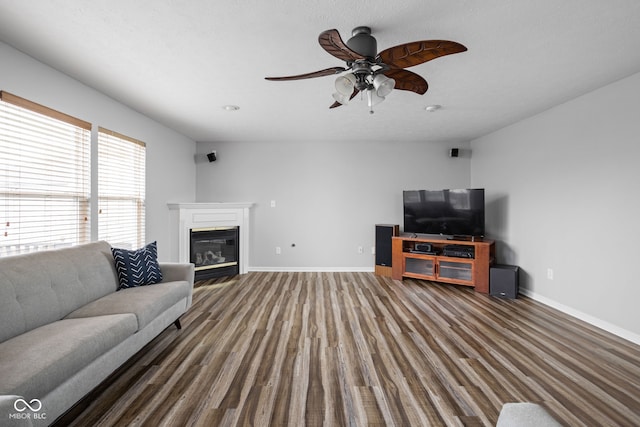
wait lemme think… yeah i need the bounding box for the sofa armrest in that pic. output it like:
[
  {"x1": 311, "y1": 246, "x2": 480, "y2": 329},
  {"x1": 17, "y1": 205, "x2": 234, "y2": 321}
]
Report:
[{"x1": 159, "y1": 263, "x2": 195, "y2": 287}]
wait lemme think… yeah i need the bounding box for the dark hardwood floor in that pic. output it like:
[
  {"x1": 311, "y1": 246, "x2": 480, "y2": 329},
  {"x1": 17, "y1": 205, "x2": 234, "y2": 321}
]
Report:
[{"x1": 58, "y1": 272, "x2": 640, "y2": 426}]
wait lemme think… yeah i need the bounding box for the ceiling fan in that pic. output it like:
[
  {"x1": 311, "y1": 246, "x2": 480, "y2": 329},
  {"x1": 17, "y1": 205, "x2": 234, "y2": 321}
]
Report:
[{"x1": 265, "y1": 26, "x2": 467, "y2": 112}]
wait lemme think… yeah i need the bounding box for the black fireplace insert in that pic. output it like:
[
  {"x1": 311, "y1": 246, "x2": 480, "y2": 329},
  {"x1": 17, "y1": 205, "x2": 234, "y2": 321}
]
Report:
[{"x1": 190, "y1": 226, "x2": 239, "y2": 280}]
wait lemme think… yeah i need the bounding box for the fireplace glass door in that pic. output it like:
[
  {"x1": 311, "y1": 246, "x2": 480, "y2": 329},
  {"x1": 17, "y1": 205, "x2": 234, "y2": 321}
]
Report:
[{"x1": 190, "y1": 226, "x2": 239, "y2": 280}]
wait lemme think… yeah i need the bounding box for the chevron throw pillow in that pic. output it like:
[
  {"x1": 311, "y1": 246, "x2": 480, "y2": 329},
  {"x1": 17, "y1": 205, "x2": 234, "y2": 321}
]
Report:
[{"x1": 112, "y1": 241, "x2": 163, "y2": 290}]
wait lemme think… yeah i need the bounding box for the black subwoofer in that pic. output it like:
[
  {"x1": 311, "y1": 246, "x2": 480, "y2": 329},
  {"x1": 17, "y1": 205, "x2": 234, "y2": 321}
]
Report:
[{"x1": 490, "y1": 264, "x2": 520, "y2": 299}]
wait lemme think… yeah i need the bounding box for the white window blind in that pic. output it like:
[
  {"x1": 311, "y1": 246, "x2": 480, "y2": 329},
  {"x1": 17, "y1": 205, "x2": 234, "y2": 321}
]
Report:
[
  {"x1": 0, "y1": 91, "x2": 91, "y2": 257},
  {"x1": 98, "y1": 127, "x2": 146, "y2": 249}
]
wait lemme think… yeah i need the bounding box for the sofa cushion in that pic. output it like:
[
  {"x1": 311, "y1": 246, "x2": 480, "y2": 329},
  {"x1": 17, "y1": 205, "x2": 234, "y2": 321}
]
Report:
[
  {"x1": 0, "y1": 241, "x2": 119, "y2": 343},
  {"x1": 111, "y1": 241, "x2": 163, "y2": 290},
  {"x1": 0, "y1": 314, "x2": 137, "y2": 399},
  {"x1": 65, "y1": 280, "x2": 190, "y2": 330}
]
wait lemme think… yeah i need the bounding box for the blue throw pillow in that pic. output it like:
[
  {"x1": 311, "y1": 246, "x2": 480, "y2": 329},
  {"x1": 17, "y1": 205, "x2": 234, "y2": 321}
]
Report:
[{"x1": 111, "y1": 241, "x2": 163, "y2": 290}]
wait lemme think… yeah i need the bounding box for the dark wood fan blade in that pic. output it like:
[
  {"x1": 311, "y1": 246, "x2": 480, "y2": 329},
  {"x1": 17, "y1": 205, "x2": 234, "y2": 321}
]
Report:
[
  {"x1": 378, "y1": 40, "x2": 467, "y2": 69},
  {"x1": 265, "y1": 66, "x2": 346, "y2": 81},
  {"x1": 319, "y1": 29, "x2": 366, "y2": 62},
  {"x1": 329, "y1": 88, "x2": 360, "y2": 108},
  {"x1": 383, "y1": 68, "x2": 428, "y2": 95}
]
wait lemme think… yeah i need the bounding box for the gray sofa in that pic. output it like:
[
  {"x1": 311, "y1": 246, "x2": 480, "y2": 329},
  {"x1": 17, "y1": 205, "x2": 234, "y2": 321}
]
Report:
[{"x1": 0, "y1": 241, "x2": 194, "y2": 427}]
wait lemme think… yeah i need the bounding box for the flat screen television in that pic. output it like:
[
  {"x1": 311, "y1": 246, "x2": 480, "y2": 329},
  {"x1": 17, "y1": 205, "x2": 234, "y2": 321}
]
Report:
[{"x1": 403, "y1": 188, "x2": 485, "y2": 238}]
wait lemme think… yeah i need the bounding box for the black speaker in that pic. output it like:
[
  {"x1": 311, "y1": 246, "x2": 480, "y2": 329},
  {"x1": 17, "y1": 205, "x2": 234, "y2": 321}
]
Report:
[
  {"x1": 207, "y1": 152, "x2": 217, "y2": 162},
  {"x1": 490, "y1": 264, "x2": 519, "y2": 299},
  {"x1": 449, "y1": 148, "x2": 459, "y2": 157},
  {"x1": 375, "y1": 224, "x2": 399, "y2": 267}
]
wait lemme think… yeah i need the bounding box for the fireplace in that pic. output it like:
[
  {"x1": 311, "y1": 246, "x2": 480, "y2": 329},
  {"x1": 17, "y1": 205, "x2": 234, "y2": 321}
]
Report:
[
  {"x1": 191, "y1": 226, "x2": 239, "y2": 280},
  {"x1": 168, "y1": 202, "x2": 253, "y2": 277}
]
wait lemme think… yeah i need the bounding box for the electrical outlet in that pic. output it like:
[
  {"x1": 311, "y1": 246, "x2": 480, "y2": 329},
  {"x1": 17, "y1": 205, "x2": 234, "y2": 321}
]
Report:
[
  {"x1": 270, "y1": 200, "x2": 276, "y2": 208},
  {"x1": 357, "y1": 246, "x2": 363, "y2": 254},
  {"x1": 275, "y1": 246, "x2": 281, "y2": 255},
  {"x1": 547, "y1": 268, "x2": 554, "y2": 280}
]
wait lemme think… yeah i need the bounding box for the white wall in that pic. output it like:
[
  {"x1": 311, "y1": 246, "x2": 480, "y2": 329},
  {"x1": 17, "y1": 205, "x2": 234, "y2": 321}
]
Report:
[
  {"x1": 196, "y1": 140, "x2": 471, "y2": 270},
  {"x1": 471, "y1": 71, "x2": 640, "y2": 342},
  {"x1": 0, "y1": 41, "x2": 197, "y2": 261}
]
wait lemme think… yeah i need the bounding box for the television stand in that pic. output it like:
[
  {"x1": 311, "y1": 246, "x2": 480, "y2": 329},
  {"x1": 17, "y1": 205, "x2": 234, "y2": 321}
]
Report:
[{"x1": 392, "y1": 235, "x2": 495, "y2": 293}]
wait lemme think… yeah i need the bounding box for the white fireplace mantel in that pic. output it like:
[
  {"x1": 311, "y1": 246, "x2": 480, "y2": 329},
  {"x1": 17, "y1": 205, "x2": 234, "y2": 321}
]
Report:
[{"x1": 168, "y1": 202, "x2": 254, "y2": 274}]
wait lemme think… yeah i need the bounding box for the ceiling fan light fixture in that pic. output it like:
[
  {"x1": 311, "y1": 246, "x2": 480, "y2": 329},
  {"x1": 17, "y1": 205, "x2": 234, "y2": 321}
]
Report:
[
  {"x1": 367, "y1": 89, "x2": 385, "y2": 107},
  {"x1": 332, "y1": 92, "x2": 351, "y2": 105},
  {"x1": 335, "y1": 73, "x2": 356, "y2": 96},
  {"x1": 373, "y1": 74, "x2": 395, "y2": 97}
]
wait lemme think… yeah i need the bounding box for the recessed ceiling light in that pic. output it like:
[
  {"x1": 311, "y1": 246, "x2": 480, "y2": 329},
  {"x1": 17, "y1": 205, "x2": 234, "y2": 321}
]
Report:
[
  {"x1": 222, "y1": 105, "x2": 240, "y2": 111},
  {"x1": 425, "y1": 104, "x2": 442, "y2": 112}
]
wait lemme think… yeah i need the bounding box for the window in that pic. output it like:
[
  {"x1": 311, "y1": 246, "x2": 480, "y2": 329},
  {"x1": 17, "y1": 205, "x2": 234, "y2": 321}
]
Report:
[
  {"x1": 98, "y1": 127, "x2": 146, "y2": 249},
  {"x1": 0, "y1": 91, "x2": 91, "y2": 256}
]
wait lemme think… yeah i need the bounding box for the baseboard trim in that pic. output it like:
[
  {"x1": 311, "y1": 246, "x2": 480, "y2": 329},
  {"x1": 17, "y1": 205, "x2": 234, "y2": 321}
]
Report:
[{"x1": 521, "y1": 289, "x2": 640, "y2": 346}]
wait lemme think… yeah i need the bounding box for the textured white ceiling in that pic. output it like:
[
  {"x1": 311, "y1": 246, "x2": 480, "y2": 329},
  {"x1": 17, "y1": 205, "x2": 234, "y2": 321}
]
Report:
[{"x1": 1, "y1": 0, "x2": 639, "y2": 144}]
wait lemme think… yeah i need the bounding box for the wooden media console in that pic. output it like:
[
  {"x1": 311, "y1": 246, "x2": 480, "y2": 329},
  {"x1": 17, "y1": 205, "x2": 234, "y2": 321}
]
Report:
[{"x1": 392, "y1": 235, "x2": 495, "y2": 293}]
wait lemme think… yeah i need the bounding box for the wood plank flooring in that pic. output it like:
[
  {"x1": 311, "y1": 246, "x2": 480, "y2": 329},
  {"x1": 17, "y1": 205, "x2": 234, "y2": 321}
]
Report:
[{"x1": 57, "y1": 272, "x2": 640, "y2": 426}]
